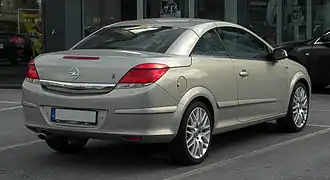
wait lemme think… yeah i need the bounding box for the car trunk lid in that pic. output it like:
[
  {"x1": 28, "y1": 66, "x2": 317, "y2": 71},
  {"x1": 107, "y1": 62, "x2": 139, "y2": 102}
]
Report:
[{"x1": 35, "y1": 49, "x2": 191, "y2": 94}]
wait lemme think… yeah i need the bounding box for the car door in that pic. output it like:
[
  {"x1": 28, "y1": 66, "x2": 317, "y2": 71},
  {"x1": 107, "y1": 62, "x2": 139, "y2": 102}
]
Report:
[
  {"x1": 217, "y1": 27, "x2": 287, "y2": 122},
  {"x1": 190, "y1": 28, "x2": 239, "y2": 129}
]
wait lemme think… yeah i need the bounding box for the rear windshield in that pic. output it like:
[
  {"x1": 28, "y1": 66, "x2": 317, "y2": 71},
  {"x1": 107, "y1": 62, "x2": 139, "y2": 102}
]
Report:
[{"x1": 73, "y1": 25, "x2": 186, "y2": 53}]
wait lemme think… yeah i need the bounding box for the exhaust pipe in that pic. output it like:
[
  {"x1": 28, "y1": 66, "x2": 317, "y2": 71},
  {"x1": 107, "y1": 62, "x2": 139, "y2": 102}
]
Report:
[{"x1": 37, "y1": 133, "x2": 47, "y2": 140}]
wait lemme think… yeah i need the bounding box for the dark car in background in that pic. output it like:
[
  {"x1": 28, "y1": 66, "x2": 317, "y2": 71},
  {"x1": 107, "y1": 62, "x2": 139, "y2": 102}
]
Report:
[
  {"x1": 0, "y1": 32, "x2": 34, "y2": 65},
  {"x1": 277, "y1": 30, "x2": 330, "y2": 91},
  {"x1": 0, "y1": 32, "x2": 35, "y2": 86}
]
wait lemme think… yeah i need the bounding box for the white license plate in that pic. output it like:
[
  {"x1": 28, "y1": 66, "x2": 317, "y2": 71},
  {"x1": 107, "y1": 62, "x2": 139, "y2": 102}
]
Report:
[
  {"x1": 51, "y1": 108, "x2": 97, "y2": 124},
  {"x1": 0, "y1": 44, "x2": 3, "y2": 49}
]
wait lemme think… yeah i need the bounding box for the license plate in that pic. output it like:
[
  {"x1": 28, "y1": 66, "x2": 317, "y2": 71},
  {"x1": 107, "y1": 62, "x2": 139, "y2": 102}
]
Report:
[
  {"x1": 51, "y1": 108, "x2": 97, "y2": 125},
  {"x1": 0, "y1": 44, "x2": 3, "y2": 49}
]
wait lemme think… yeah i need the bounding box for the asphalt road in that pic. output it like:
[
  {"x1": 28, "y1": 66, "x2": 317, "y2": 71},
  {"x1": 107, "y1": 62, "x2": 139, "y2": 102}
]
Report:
[{"x1": 1, "y1": 89, "x2": 330, "y2": 180}]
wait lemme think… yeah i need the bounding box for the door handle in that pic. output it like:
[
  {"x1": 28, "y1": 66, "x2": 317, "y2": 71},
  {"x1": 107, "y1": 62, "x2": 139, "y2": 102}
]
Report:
[{"x1": 239, "y1": 70, "x2": 248, "y2": 77}]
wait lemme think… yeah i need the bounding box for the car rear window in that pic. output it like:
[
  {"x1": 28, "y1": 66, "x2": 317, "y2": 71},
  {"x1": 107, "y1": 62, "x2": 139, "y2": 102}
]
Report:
[{"x1": 73, "y1": 25, "x2": 186, "y2": 53}]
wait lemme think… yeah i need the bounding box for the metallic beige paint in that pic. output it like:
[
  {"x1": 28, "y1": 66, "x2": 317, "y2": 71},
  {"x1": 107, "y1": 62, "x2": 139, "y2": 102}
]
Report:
[{"x1": 22, "y1": 18, "x2": 311, "y2": 143}]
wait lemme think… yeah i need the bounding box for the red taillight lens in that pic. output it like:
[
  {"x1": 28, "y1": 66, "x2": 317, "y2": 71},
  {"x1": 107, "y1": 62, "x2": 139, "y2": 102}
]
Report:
[
  {"x1": 10, "y1": 36, "x2": 24, "y2": 44},
  {"x1": 119, "y1": 63, "x2": 169, "y2": 84},
  {"x1": 26, "y1": 60, "x2": 39, "y2": 79}
]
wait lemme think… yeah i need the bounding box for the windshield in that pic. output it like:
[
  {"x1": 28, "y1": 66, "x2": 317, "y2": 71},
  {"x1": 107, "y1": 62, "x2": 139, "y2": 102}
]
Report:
[{"x1": 73, "y1": 25, "x2": 186, "y2": 53}]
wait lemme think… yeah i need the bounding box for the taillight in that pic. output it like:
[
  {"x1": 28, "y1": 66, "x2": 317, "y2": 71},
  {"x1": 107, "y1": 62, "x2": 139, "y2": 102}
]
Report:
[
  {"x1": 25, "y1": 60, "x2": 40, "y2": 84},
  {"x1": 63, "y1": 56, "x2": 100, "y2": 60},
  {"x1": 117, "y1": 63, "x2": 169, "y2": 89},
  {"x1": 10, "y1": 36, "x2": 24, "y2": 44}
]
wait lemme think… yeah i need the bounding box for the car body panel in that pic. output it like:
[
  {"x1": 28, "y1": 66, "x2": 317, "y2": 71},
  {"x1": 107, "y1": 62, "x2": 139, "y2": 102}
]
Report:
[
  {"x1": 281, "y1": 59, "x2": 312, "y2": 105},
  {"x1": 156, "y1": 55, "x2": 239, "y2": 134},
  {"x1": 232, "y1": 59, "x2": 287, "y2": 122},
  {"x1": 22, "y1": 80, "x2": 180, "y2": 143},
  {"x1": 35, "y1": 49, "x2": 192, "y2": 85}
]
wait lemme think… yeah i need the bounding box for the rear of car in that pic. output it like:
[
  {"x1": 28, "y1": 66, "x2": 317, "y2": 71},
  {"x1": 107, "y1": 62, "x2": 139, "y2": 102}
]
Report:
[
  {"x1": 22, "y1": 24, "x2": 192, "y2": 143},
  {"x1": 0, "y1": 32, "x2": 33, "y2": 65}
]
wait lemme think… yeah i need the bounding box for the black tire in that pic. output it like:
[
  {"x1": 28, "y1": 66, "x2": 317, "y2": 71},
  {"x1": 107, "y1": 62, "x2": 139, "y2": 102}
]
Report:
[
  {"x1": 45, "y1": 136, "x2": 88, "y2": 154},
  {"x1": 277, "y1": 82, "x2": 309, "y2": 133},
  {"x1": 169, "y1": 101, "x2": 213, "y2": 165}
]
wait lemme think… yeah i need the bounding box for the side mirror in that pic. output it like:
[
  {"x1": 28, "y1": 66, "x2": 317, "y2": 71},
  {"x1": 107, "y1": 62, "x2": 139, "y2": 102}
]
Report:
[{"x1": 271, "y1": 49, "x2": 288, "y2": 61}]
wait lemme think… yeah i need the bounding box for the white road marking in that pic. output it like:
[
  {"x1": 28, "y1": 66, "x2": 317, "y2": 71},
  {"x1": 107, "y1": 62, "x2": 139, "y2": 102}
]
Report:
[
  {"x1": 0, "y1": 101, "x2": 21, "y2": 104},
  {"x1": 0, "y1": 106, "x2": 22, "y2": 112},
  {"x1": 307, "y1": 124, "x2": 330, "y2": 128},
  {"x1": 164, "y1": 128, "x2": 330, "y2": 180},
  {"x1": 0, "y1": 140, "x2": 42, "y2": 152},
  {"x1": 311, "y1": 109, "x2": 330, "y2": 112}
]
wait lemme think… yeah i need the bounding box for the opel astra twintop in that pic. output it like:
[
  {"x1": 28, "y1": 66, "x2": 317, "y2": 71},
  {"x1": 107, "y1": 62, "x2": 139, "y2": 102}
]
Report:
[{"x1": 22, "y1": 18, "x2": 311, "y2": 165}]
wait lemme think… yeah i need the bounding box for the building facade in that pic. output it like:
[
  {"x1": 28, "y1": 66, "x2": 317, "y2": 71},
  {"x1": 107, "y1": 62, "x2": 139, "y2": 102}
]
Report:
[
  {"x1": 1, "y1": 0, "x2": 330, "y2": 85},
  {"x1": 41, "y1": 0, "x2": 330, "y2": 52}
]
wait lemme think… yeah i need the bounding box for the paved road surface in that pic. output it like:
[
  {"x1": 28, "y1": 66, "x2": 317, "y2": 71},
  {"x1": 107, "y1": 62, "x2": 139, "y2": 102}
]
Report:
[{"x1": 1, "y1": 89, "x2": 330, "y2": 180}]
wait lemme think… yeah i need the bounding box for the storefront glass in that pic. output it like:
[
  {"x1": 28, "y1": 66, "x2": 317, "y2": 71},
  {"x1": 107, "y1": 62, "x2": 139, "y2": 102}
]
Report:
[
  {"x1": 144, "y1": 0, "x2": 189, "y2": 18},
  {"x1": 281, "y1": 0, "x2": 307, "y2": 42},
  {"x1": 312, "y1": 0, "x2": 330, "y2": 38},
  {"x1": 82, "y1": 0, "x2": 137, "y2": 37},
  {"x1": 247, "y1": 0, "x2": 277, "y2": 44},
  {"x1": 195, "y1": 0, "x2": 225, "y2": 21}
]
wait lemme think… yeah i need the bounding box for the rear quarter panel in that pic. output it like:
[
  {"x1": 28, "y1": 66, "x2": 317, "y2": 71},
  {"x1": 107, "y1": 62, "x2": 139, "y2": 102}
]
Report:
[{"x1": 156, "y1": 56, "x2": 238, "y2": 132}]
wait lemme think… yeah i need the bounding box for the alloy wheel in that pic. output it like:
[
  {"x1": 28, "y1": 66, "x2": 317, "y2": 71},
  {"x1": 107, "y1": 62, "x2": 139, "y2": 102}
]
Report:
[
  {"x1": 292, "y1": 87, "x2": 309, "y2": 128},
  {"x1": 185, "y1": 107, "x2": 211, "y2": 159}
]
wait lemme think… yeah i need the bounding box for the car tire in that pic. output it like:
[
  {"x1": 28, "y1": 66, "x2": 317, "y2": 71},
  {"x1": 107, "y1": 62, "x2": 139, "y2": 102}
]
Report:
[
  {"x1": 169, "y1": 101, "x2": 213, "y2": 165},
  {"x1": 277, "y1": 82, "x2": 309, "y2": 133},
  {"x1": 45, "y1": 136, "x2": 88, "y2": 154}
]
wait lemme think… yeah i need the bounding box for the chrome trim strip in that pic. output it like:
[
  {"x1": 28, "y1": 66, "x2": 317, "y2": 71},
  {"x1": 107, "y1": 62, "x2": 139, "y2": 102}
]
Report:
[
  {"x1": 238, "y1": 98, "x2": 277, "y2": 106},
  {"x1": 40, "y1": 80, "x2": 116, "y2": 90},
  {"x1": 217, "y1": 101, "x2": 239, "y2": 108},
  {"x1": 114, "y1": 106, "x2": 177, "y2": 114}
]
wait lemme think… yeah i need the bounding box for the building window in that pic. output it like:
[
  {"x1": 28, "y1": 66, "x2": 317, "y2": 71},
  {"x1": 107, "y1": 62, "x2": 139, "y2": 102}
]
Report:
[
  {"x1": 144, "y1": 0, "x2": 188, "y2": 18},
  {"x1": 281, "y1": 0, "x2": 307, "y2": 42},
  {"x1": 83, "y1": 0, "x2": 137, "y2": 37},
  {"x1": 245, "y1": 0, "x2": 277, "y2": 45},
  {"x1": 0, "y1": 0, "x2": 41, "y2": 85},
  {"x1": 195, "y1": 0, "x2": 225, "y2": 21},
  {"x1": 312, "y1": 0, "x2": 330, "y2": 38}
]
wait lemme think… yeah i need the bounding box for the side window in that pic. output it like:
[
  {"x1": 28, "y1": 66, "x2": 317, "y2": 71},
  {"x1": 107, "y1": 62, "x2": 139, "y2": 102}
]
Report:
[
  {"x1": 191, "y1": 29, "x2": 227, "y2": 57},
  {"x1": 217, "y1": 27, "x2": 270, "y2": 59}
]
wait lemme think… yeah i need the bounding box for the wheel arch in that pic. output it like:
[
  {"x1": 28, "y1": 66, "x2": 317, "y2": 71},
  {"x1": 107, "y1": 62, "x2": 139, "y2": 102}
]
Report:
[
  {"x1": 287, "y1": 71, "x2": 311, "y2": 108},
  {"x1": 172, "y1": 87, "x2": 217, "y2": 134}
]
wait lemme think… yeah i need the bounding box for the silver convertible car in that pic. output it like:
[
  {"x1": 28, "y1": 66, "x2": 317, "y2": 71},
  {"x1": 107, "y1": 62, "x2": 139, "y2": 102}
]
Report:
[{"x1": 22, "y1": 18, "x2": 311, "y2": 165}]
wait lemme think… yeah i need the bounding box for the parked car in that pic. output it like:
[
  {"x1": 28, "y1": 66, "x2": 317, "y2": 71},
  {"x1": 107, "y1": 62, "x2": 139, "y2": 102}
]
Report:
[
  {"x1": 0, "y1": 32, "x2": 34, "y2": 65},
  {"x1": 22, "y1": 18, "x2": 311, "y2": 165},
  {"x1": 277, "y1": 30, "x2": 330, "y2": 91}
]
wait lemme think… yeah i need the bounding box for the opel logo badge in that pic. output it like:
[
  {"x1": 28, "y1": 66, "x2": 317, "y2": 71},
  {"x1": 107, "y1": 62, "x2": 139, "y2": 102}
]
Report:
[{"x1": 68, "y1": 68, "x2": 80, "y2": 80}]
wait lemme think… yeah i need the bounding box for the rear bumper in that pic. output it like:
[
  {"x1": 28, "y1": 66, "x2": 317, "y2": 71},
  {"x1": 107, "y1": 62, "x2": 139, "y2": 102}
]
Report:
[{"x1": 22, "y1": 81, "x2": 181, "y2": 143}]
